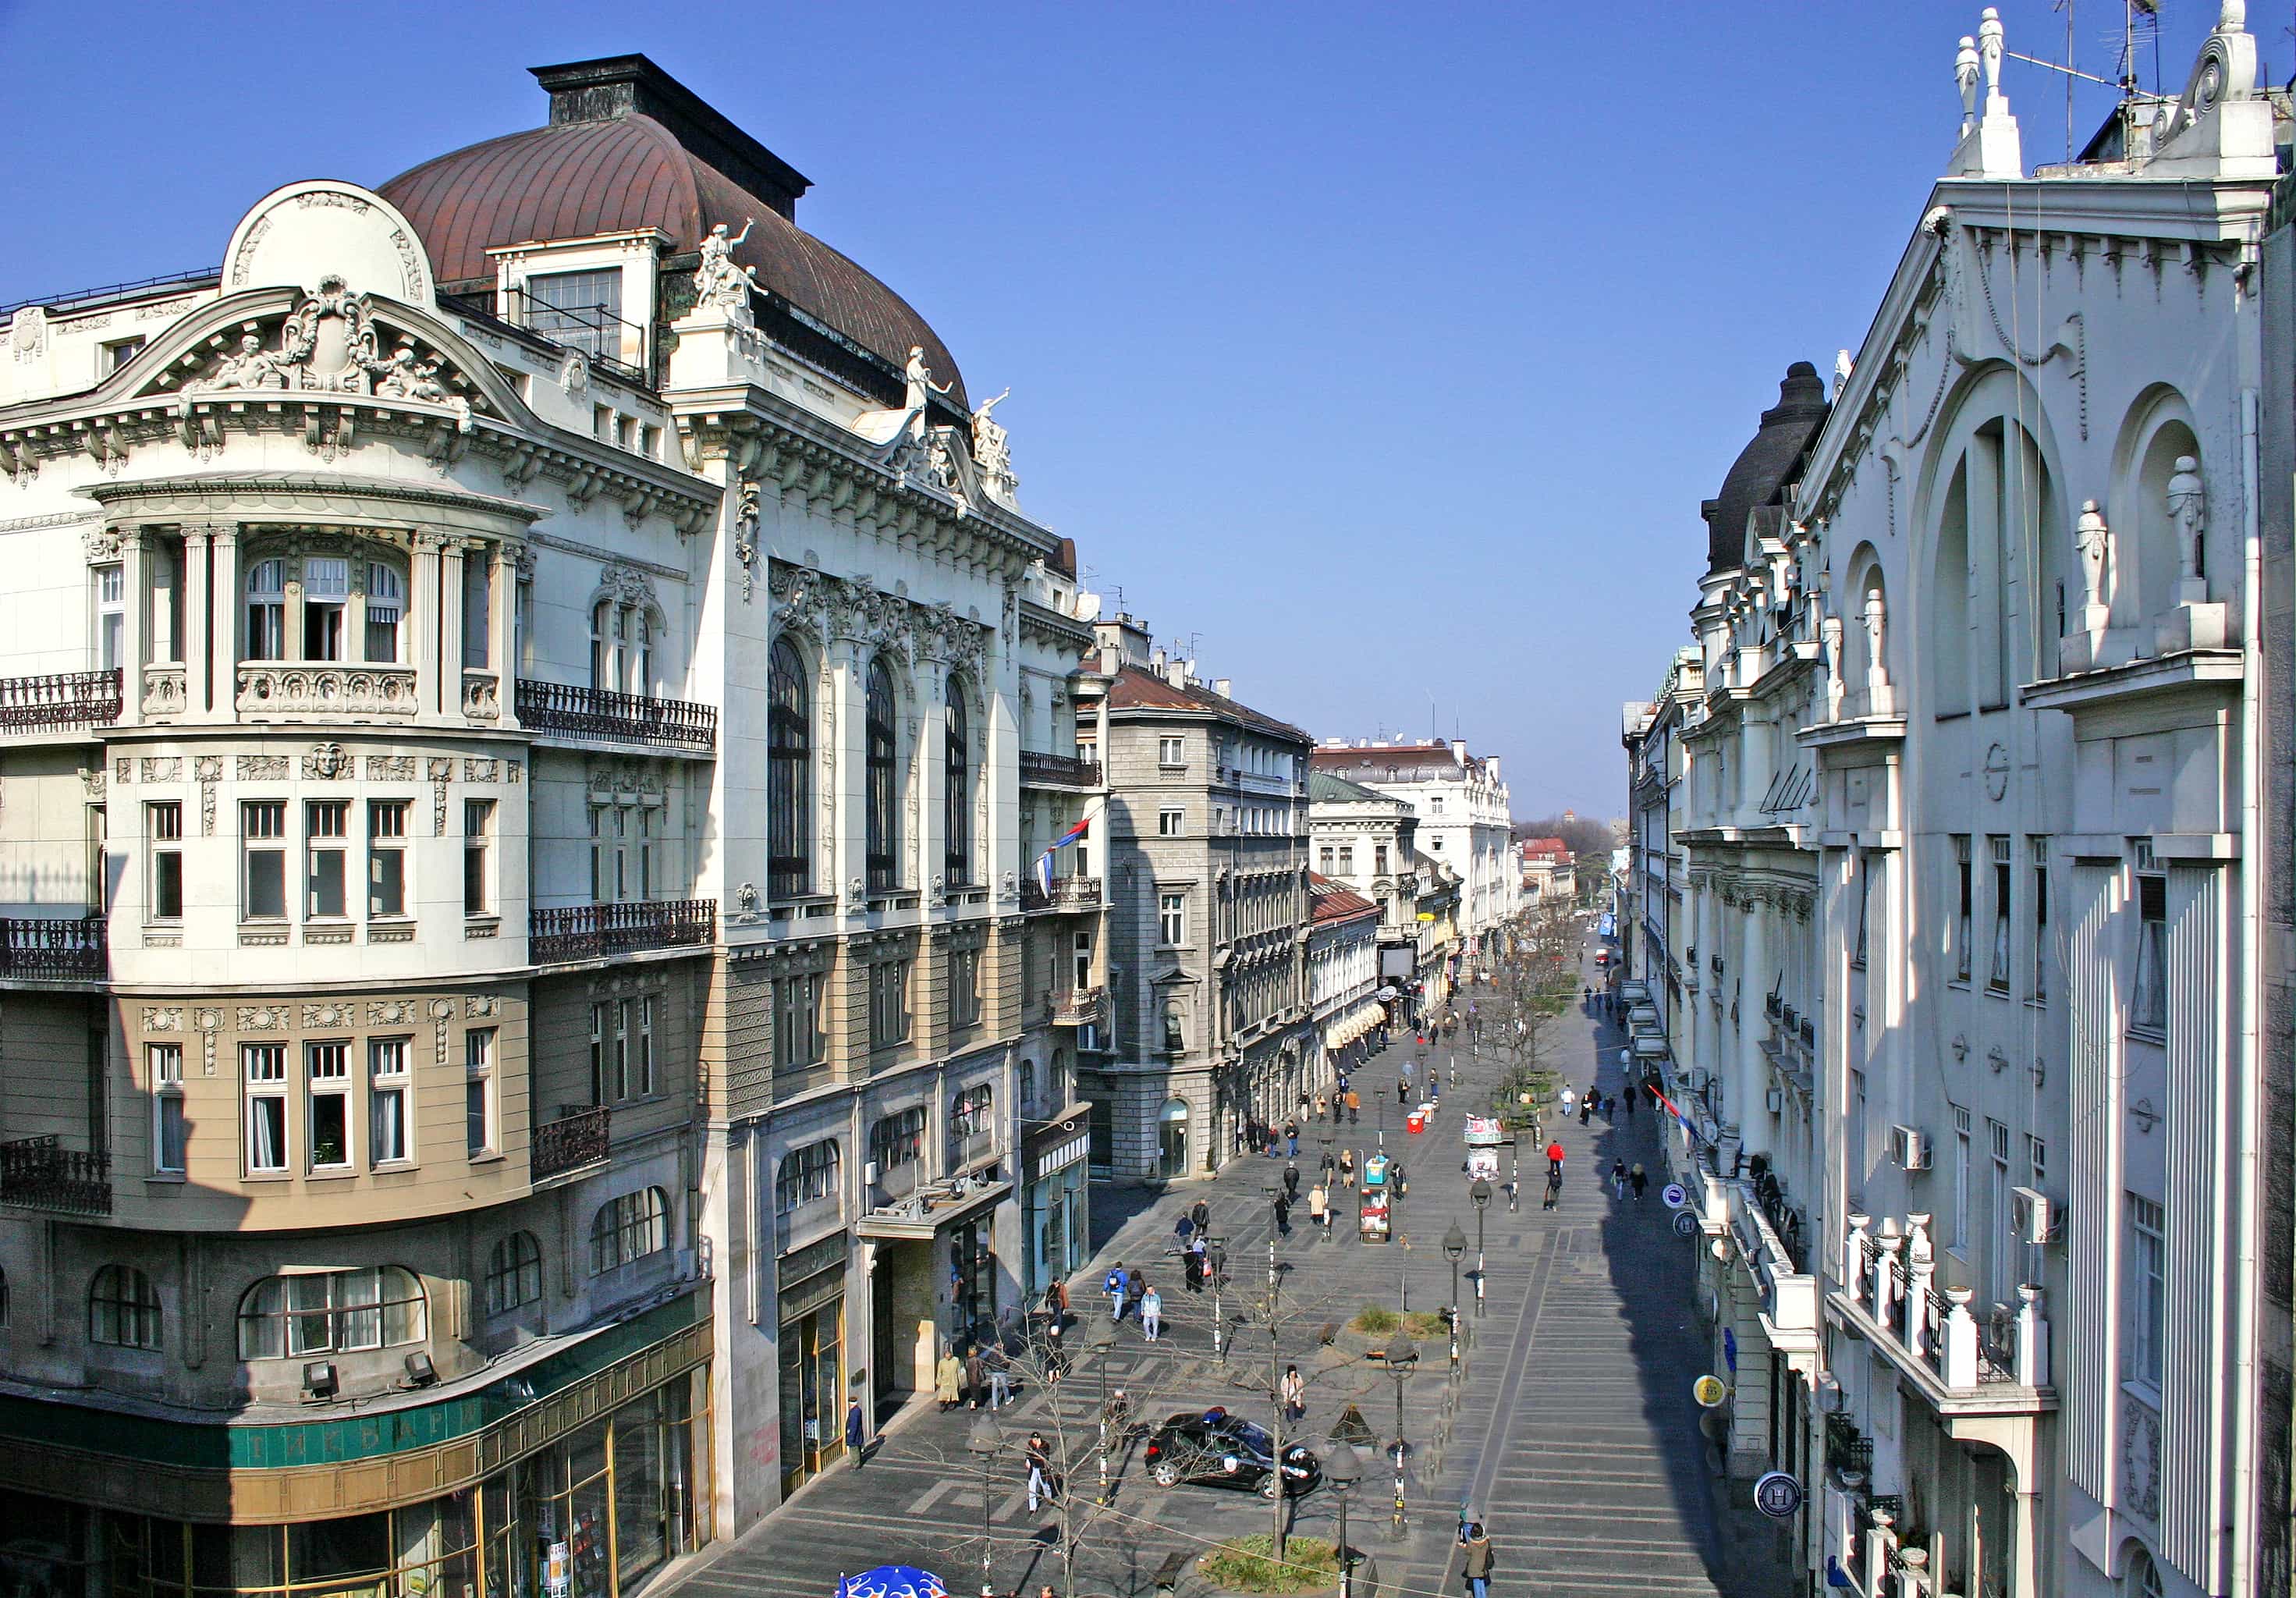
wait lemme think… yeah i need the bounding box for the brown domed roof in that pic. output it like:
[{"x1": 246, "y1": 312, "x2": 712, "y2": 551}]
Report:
[
  {"x1": 1701, "y1": 361, "x2": 1827, "y2": 576},
  {"x1": 378, "y1": 55, "x2": 965, "y2": 408}
]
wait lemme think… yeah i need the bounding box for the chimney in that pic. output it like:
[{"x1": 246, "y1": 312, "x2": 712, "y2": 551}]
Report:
[
  {"x1": 1165, "y1": 658, "x2": 1187, "y2": 689},
  {"x1": 1152, "y1": 648, "x2": 1167, "y2": 674},
  {"x1": 1214, "y1": 678, "x2": 1232, "y2": 698},
  {"x1": 1450, "y1": 739, "x2": 1467, "y2": 765}
]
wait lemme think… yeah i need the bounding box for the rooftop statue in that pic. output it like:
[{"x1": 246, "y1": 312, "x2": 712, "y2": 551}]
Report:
[{"x1": 694, "y1": 221, "x2": 760, "y2": 318}]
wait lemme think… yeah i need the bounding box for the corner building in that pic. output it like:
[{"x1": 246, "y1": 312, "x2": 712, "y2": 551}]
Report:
[{"x1": 0, "y1": 52, "x2": 1088, "y2": 1589}]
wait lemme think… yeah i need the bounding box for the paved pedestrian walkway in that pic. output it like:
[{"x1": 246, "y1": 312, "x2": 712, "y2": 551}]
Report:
[{"x1": 667, "y1": 940, "x2": 1793, "y2": 1598}]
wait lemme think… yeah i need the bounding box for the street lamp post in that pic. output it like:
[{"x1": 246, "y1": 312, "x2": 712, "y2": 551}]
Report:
[
  {"x1": 1325, "y1": 1445, "x2": 1363, "y2": 1598},
  {"x1": 966, "y1": 1414, "x2": 1000, "y2": 1598},
  {"x1": 1382, "y1": 1333, "x2": 1418, "y2": 1536},
  {"x1": 1441, "y1": 1221, "x2": 1466, "y2": 1373},
  {"x1": 1084, "y1": 1314, "x2": 1116, "y2": 1502},
  {"x1": 1207, "y1": 1236, "x2": 1229, "y2": 1362},
  {"x1": 1470, "y1": 1178, "x2": 1492, "y2": 1317}
]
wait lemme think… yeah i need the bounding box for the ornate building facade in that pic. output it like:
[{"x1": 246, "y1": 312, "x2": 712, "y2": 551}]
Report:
[
  {"x1": 0, "y1": 52, "x2": 1089, "y2": 1584},
  {"x1": 1627, "y1": 11, "x2": 2294, "y2": 1598},
  {"x1": 1310, "y1": 737, "x2": 1516, "y2": 947}
]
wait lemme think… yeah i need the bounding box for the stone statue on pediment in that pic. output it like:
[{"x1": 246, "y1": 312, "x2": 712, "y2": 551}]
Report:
[
  {"x1": 904, "y1": 346, "x2": 952, "y2": 417},
  {"x1": 695, "y1": 221, "x2": 759, "y2": 320},
  {"x1": 2167, "y1": 455, "x2": 2206, "y2": 589}
]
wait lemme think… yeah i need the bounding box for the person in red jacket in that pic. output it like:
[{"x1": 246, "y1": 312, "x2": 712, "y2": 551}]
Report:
[{"x1": 1544, "y1": 1141, "x2": 1565, "y2": 1175}]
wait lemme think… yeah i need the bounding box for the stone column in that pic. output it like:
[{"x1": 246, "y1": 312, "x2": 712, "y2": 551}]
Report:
[
  {"x1": 489, "y1": 542, "x2": 516, "y2": 719},
  {"x1": 118, "y1": 529, "x2": 147, "y2": 723},
  {"x1": 410, "y1": 533, "x2": 445, "y2": 723},
  {"x1": 207, "y1": 524, "x2": 240, "y2": 720},
  {"x1": 181, "y1": 527, "x2": 214, "y2": 716},
  {"x1": 438, "y1": 541, "x2": 468, "y2": 720},
  {"x1": 917, "y1": 657, "x2": 948, "y2": 902},
  {"x1": 1739, "y1": 895, "x2": 1769, "y2": 1150}
]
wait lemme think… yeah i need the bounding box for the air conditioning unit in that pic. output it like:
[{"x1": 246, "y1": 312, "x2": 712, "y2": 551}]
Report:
[
  {"x1": 1683, "y1": 1067, "x2": 1710, "y2": 1093},
  {"x1": 1889, "y1": 1124, "x2": 1932, "y2": 1171},
  {"x1": 2010, "y1": 1186, "x2": 2060, "y2": 1245},
  {"x1": 1765, "y1": 1088, "x2": 1784, "y2": 1114},
  {"x1": 864, "y1": 1159, "x2": 882, "y2": 1186}
]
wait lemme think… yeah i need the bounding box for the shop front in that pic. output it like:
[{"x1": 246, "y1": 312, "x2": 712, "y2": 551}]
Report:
[
  {"x1": 775, "y1": 1231, "x2": 849, "y2": 1496},
  {"x1": 857, "y1": 1174, "x2": 1012, "y2": 1404},
  {"x1": 1020, "y1": 1110, "x2": 1091, "y2": 1298},
  {"x1": 0, "y1": 1298, "x2": 712, "y2": 1598}
]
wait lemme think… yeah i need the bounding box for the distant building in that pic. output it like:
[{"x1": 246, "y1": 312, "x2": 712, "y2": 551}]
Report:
[
  {"x1": 1310, "y1": 737, "x2": 1515, "y2": 942},
  {"x1": 1306, "y1": 874, "x2": 1382, "y2": 1083}
]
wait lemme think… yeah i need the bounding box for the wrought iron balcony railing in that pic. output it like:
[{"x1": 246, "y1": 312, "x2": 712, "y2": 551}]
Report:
[
  {"x1": 1050, "y1": 986, "x2": 1105, "y2": 1027},
  {"x1": 0, "y1": 915, "x2": 107, "y2": 979},
  {"x1": 1020, "y1": 875, "x2": 1102, "y2": 914},
  {"x1": 0, "y1": 669, "x2": 122, "y2": 733},
  {"x1": 532, "y1": 1105, "x2": 612, "y2": 1181},
  {"x1": 1018, "y1": 750, "x2": 1101, "y2": 788},
  {"x1": 0, "y1": 1135, "x2": 112, "y2": 1215},
  {"x1": 516, "y1": 680, "x2": 718, "y2": 750},
  {"x1": 530, "y1": 899, "x2": 715, "y2": 964}
]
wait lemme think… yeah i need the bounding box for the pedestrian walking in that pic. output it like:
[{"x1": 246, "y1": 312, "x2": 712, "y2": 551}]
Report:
[
  {"x1": 1026, "y1": 1430, "x2": 1056, "y2": 1511},
  {"x1": 1399, "y1": 1079, "x2": 1411, "y2": 1108},
  {"x1": 1560, "y1": 1086, "x2": 1576, "y2": 1119},
  {"x1": 988, "y1": 1343, "x2": 1014, "y2": 1408},
  {"x1": 1044, "y1": 1319, "x2": 1068, "y2": 1382},
  {"x1": 1283, "y1": 1161, "x2": 1301, "y2": 1201},
  {"x1": 1126, "y1": 1270, "x2": 1148, "y2": 1323},
  {"x1": 1045, "y1": 1277, "x2": 1070, "y2": 1328},
  {"x1": 1462, "y1": 1522, "x2": 1494, "y2": 1598},
  {"x1": 1315, "y1": 1092, "x2": 1329, "y2": 1121},
  {"x1": 1184, "y1": 1243, "x2": 1205, "y2": 1294},
  {"x1": 1347, "y1": 1088, "x2": 1361, "y2": 1124},
  {"x1": 1321, "y1": 1149, "x2": 1338, "y2": 1184},
  {"x1": 1141, "y1": 1284, "x2": 1163, "y2": 1341},
  {"x1": 1286, "y1": 1119, "x2": 1301, "y2": 1157},
  {"x1": 1309, "y1": 1182, "x2": 1329, "y2": 1232},
  {"x1": 1280, "y1": 1363, "x2": 1307, "y2": 1423},
  {"x1": 846, "y1": 1394, "x2": 867, "y2": 1468},
  {"x1": 1631, "y1": 1163, "x2": 1648, "y2": 1201},
  {"x1": 1105, "y1": 1262, "x2": 1129, "y2": 1322},
  {"x1": 1610, "y1": 1158, "x2": 1627, "y2": 1198},
  {"x1": 964, "y1": 1344, "x2": 986, "y2": 1409},
  {"x1": 1175, "y1": 1211, "x2": 1195, "y2": 1248},
  {"x1": 935, "y1": 1348, "x2": 963, "y2": 1413},
  {"x1": 1341, "y1": 1149, "x2": 1357, "y2": 1189},
  {"x1": 1191, "y1": 1198, "x2": 1212, "y2": 1235},
  {"x1": 1579, "y1": 1095, "x2": 1592, "y2": 1127},
  {"x1": 1273, "y1": 1192, "x2": 1292, "y2": 1236},
  {"x1": 1545, "y1": 1140, "x2": 1564, "y2": 1174},
  {"x1": 1623, "y1": 1083, "x2": 1638, "y2": 1117},
  {"x1": 1543, "y1": 1168, "x2": 1563, "y2": 1210}
]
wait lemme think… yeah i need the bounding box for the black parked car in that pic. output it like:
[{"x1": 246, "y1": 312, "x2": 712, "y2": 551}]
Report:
[{"x1": 1144, "y1": 1408, "x2": 1322, "y2": 1498}]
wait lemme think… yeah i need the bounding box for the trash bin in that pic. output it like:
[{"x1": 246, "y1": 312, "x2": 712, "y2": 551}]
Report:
[{"x1": 1406, "y1": 1110, "x2": 1426, "y2": 1135}]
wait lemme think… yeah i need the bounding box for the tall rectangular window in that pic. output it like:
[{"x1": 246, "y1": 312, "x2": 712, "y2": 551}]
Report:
[
  {"x1": 1989, "y1": 1117, "x2": 2013, "y2": 1306},
  {"x1": 149, "y1": 1043, "x2": 186, "y2": 1174},
  {"x1": 1159, "y1": 892, "x2": 1187, "y2": 946},
  {"x1": 612, "y1": 999, "x2": 632, "y2": 1100},
  {"x1": 370, "y1": 1038, "x2": 410, "y2": 1165},
  {"x1": 2127, "y1": 1194, "x2": 2166, "y2": 1390},
  {"x1": 949, "y1": 947, "x2": 981, "y2": 1028},
  {"x1": 2029, "y1": 837, "x2": 2049, "y2": 1002},
  {"x1": 2131, "y1": 859, "x2": 2167, "y2": 1036},
  {"x1": 463, "y1": 552, "x2": 492, "y2": 670},
  {"x1": 148, "y1": 801, "x2": 183, "y2": 921},
  {"x1": 243, "y1": 801, "x2": 287, "y2": 919},
  {"x1": 637, "y1": 995, "x2": 655, "y2": 1097},
  {"x1": 1318, "y1": 845, "x2": 1334, "y2": 872},
  {"x1": 465, "y1": 1028, "x2": 496, "y2": 1156},
  {"x1": 94, "y1": 565, "x2": 125, "y2": 672},
  {"x1": 243, "y1": 1042, "x2": 289, "y2": 1174},
  {"x1": 1157, "y1": 737, "x2": 1185, "y2": 768},
  {"x1": 1987, "y1": 836, "x2": 2012, "y2": 992},
  {"x1": 303, "y1": 558, "x2": 349, "y2": 661},
  {"x1": 590, "y1": 1003, "x2": 610, "y2": 1105},
  {"x1": 367, "y1": 801, "x2": 407, "y2": 917},
  {"x1": 306, "y1": 801, "x2": 349, "y2": 918},
  {"x1": 870, "y1": 961, "x2": 911, "y2": 1049},
  {"x1": 1375, "y1": 843, "x2": 1389, "y2": 876},
  {"x1": 1953, "y1": 835, "x2": 1973, "y2": 982},
  {"x1": 774, "y1": 975, "x2": 823, "y2": 1069},
  {"x1": 245, "y1": 559, "x2": 286, "y2": 659},
  {"x1": 365, "y1": 562, "x2": 404, "y2": 662},
  {"x1": 1852, "y1": 854, "x2": 1871, "y2": 969},
  {"x1": 307, "y1": 1041, "x2": 350, "y2": 1170},
  {"x1": 1951, "y1": 1105, "x2": 1971, "y2": 1257},
  {"x1": 1338, "y1": 845, "x2": 1355, "y2": 875},
  {"x1": 463, "y1": 799, "x2": 495, "y2": 916}
]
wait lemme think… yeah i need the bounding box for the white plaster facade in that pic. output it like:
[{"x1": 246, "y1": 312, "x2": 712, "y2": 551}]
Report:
[{"x1": 1311, "y1": 737, "x2": 1515, "y2": 943}]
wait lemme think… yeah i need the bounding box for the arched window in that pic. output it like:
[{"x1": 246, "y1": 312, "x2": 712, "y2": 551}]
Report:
[
  {"x1": 768, "y1": 637, "x2": 812, "y2": 899},
  {"x1": 590, "y1": 600, "x2": 615, "y2": 691},
  {"x1": 590, "y1": 1187, "x2": 669, "y2": 1275},
  {"x1": 869, "y1": 1106, "x2": 928, "y2": 1171},
  {"x1": 485, "y1": 1232, "x2": 544, "y2": 1316},
  {"x1": 634, "y1": 611, "x2": 655, "y2": 697},
  {"x1": 236, "y1": 1266, "x2": 426, "y2": 1358},
  {"x1": 945, "y1": 678, "x2": 971, "y2": 883},
  {"x1": 90, "y1": 1265, "x2": 161, "y2": 1351},
  {"x1": 1019, "y1": 1060, "x2": 1038, "y2": 1113},
  {"x1": 776, "y1": 1138, "x2": 841, "y2": 1215},
  {"x1": 2126, "y1": 1548, "x2": 2163, "y2": 1598},
  {"x1": 1932, "y1": 456, "x2": 1972, "y2": 716},
  {"x1": 866, "y1": 659, "x2": 898, "y2": 892},
  {"x1": 951, "y1": 1083, "x2": 994, "y2": 1138}
]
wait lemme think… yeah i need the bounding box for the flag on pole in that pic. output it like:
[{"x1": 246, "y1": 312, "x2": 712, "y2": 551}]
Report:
[{"x1": 1034, "y1": 805, "x2": 1095, "y2": 894}]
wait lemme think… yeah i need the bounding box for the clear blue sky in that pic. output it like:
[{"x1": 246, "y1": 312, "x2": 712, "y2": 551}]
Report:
[{"x1": 0, "y1": 1, "x2": 2232, "y2": 819}]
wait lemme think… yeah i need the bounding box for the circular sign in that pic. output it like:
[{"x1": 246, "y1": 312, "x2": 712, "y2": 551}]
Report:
[
  {"x1": 1693, "y1": 1375, "x2": 1728, "y2": 1408},
  {"x1": 1673, "y1": 1210, "x2": 1700, "y2": 1238},
  {"x1": 1753, "y1": 1471, "x2": 1806, "y2": 1520},
  {"x1": 1662, "y1": 1183, "x2": 1689, "y2": 1209}
]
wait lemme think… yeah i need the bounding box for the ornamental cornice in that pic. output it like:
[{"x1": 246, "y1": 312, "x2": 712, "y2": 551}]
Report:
[{"x1": 767, "y1": 559, "x2": 992, "y2": 682}]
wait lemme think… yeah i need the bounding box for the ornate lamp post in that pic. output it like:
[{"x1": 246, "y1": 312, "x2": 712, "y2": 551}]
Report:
[
  {"x1": 1208, "y1": 1235, "x2": 1229, "y2": 1363},
  {"x1": 1470, "y1": 1177, "x2": 1493, "y2": 1316},
  {"x1": 1084, "y1": 1313, "x2": 1116, "y2": 1501},
  {"x1": 1382, "y1": 1333, "x2": 1418, "y2": 1536},
  {"x1": 1441, "y1": 1221, "x2": 1467, "y2": 1373},
  {"x1": 1325, "y1": 1444, "x2": 1363, "y2": 1598},
  {"x1": 966, "y1": 1414, "x2": 1000, "y2": 1598}
]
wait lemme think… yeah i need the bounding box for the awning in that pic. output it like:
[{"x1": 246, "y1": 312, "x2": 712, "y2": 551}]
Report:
[{"x1": 855, "y1": 1177, "x2": 1012, "y2": 1240}]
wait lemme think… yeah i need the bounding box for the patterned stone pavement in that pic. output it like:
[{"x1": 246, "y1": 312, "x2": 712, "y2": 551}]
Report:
[{"x1": 663, "y1": 941, "x2": 1794, "y2": 1598}]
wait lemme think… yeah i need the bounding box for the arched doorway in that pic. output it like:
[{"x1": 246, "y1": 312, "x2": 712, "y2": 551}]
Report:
[{"x1": 1158, "y1": 1099, "x2": 1190, "y2": 1180}]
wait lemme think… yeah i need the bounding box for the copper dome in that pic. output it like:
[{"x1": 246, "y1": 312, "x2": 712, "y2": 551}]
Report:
[
  {"x1": 1701, "y1": 361, "x2": 1828, "y2": 577},
  {"x1": 379, "y1": 55, "x2": 966, "y2": 408}
]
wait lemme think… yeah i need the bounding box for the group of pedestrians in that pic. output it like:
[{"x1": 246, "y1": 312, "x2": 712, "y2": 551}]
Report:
[
  {"x1": 1101, "y1": 1262, "x2": 1165, "y2": 1339},
  {"x1": 933, "y1": 1339, "x2": 1017, "y2": 1413}
]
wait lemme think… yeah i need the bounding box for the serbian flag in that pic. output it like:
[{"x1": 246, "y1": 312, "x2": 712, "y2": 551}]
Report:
[{"x1": 1035, "y1": 811, "x2": 1091, "y2": 893}]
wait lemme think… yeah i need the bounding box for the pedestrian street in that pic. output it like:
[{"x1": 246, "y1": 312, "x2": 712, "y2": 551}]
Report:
[{"x1": 669, "y1": 941, "x2": 1793, "y2": 1598}]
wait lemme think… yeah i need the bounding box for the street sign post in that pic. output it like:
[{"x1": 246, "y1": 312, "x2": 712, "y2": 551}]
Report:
[
  {"x1": 1753, "y1": 1472, "x2": 1806, "y2": 1520},
  {"x1": 1673, "y1": 1210, "x2": 1699, "y2": 1238},
  {"x1": 1662, "y1": 1182, "x2": 1688, "y2": 1209}
]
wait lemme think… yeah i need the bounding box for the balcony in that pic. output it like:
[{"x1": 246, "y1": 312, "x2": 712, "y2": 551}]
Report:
[
  {"x1": 1020, "y1": 875, "x2": 1102, "y2": 914},
  {"x1": 1049, "y1": 986, "x2": 1105, "y2": 1028},
  {"x1": 1719, "y1": 1170, "x2": 1817, "y2": 1337},
  {"x1": 0, "y1": 915, "x2": 106, "y2": 980},
  {"x1": 0, "y1": 669, "x2": 122, "y2": 734},
  {"x1": 0, "y1": 1135, "x2": 112, "y2": 1216},
  {"x1": 516, "y1": 680, "x2": 717, "y2": 751},
  {"x1": 530, "y1": 899, "x2": 715, "y2": 964},
  {"x1": 1019, "y1": 750, "x2": 1100, "y2": 789},
  {"x1": 531, "y1": 1105, "x2": 611, "y2": 1183},
  {"x1": 237, "y1": 663, "x2": 417, "y2": 719},
  {"x1": 1833, "y1": 1213, "x2": 2053, "y2": 1415}
]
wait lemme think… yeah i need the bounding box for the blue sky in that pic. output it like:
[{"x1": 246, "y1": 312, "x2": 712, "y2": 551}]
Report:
[{"x1": 0, "y1": 1, "x2": 2232, "y2": 818}]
